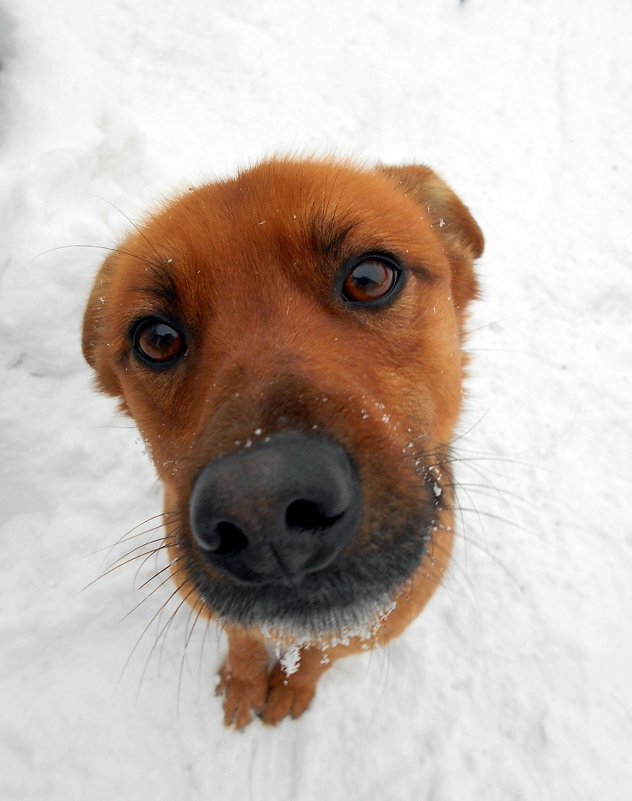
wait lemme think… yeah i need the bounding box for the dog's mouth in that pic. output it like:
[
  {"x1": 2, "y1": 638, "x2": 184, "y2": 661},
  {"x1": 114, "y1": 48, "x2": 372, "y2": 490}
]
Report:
[
  {"x1": 186, "y1": 511, "x2": 436, "y2": 641},
  {"x1": 173, "y1": 431, "x2": 447, "y2": 640}
]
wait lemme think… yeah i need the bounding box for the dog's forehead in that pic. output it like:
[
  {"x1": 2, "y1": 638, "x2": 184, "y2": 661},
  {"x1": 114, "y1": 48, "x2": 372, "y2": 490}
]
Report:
[
  {"x1": 131, "y1": 161, "x2": 440, "y2": 285},
  {"x1": 109, "y1": 162, "x2": 452, "y2": 338}
]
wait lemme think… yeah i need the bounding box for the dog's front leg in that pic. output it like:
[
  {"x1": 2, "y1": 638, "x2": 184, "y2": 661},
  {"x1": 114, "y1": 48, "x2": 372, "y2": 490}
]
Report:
[
  {"x1": 262, "y1": 644, "x2": 337, "y2": 725},
  {"x1": 217, "y1": 626, "x2": 269, "y2": 729},
  {"x1": 262, "y1": 520, "x2": 454, "y2": 725}
]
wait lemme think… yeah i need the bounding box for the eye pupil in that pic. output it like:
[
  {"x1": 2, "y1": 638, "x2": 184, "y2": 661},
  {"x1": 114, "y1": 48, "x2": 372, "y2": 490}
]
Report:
[
  {"x1": 342, "y1": 258, "x2": 398, "y2": 304},
  {"x1": 134, "y1": 319, "x2": 184, "y2": 364}
]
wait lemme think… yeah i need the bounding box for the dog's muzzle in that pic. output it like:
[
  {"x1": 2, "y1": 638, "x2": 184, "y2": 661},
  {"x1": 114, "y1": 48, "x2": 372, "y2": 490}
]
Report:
[{"x1": 189, "y1": 432, "x2": 362, "y2": 586}]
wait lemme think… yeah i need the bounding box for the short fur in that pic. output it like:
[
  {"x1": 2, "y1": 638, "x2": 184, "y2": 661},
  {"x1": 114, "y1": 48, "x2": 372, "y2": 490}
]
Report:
[{"x1": 83, "y1": 158, "x2": 483, "y2": 727}]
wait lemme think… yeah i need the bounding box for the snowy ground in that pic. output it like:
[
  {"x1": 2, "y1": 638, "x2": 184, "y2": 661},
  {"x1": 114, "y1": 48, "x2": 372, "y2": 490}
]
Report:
[{"x1": 1, "y1": 1, "x2": 631, "y2": 799}]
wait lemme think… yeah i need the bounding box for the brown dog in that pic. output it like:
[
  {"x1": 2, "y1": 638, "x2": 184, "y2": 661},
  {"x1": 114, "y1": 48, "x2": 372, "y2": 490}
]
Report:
[{"x1": 83, "y1": 158, "x2": 483, "y2": 727}]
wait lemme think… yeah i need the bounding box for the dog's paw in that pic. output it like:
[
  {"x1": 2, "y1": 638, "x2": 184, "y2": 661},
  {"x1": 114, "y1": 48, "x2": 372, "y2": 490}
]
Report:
[
  {"x1": 216, "y1": 661, "x2": 268, "y2": 730},
  {"x1": 260, "y1": 662, "x2": 318, "y2": 725}
]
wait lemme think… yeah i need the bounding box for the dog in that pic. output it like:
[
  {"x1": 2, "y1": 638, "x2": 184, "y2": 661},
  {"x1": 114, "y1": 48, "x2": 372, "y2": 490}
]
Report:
[{"x1": 82, "y1": 157, "x2": 483, "y2": 727}]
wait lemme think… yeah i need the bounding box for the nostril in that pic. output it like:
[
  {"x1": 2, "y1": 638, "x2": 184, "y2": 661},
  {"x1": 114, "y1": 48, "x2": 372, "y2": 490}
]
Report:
[
  {"x1": 207, "y1": 521, "x2": 249, "y2": 555},
  {"x1": 285, "y1": 500, "x2": 344, "y2": 532},
  {"x1": 189, "y1": 433, "x2": 362, "y2": 584}
]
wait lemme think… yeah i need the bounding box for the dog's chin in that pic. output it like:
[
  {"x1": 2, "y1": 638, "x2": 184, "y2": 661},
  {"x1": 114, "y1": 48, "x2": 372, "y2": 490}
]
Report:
[{"x1": 186, "y1": 514, "x2": 434, "y2": 642}]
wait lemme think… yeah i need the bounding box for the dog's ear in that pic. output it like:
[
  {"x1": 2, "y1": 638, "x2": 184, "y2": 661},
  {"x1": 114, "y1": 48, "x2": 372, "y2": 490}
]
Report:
[
  {"x1": 82, "y1": 253, "x2": 121, "y2": 397},
  {"x1": 379, "y1": 165, "x2": 483, "y2": 309},
  {"x1": 380, "y1": 164, "x2": 484, "y2": 258}
]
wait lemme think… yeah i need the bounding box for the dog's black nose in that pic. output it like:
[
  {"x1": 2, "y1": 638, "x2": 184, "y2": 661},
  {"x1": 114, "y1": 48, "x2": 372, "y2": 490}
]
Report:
[{"x1": 189, "y1": 433, "x2": 361, "y2": 585}]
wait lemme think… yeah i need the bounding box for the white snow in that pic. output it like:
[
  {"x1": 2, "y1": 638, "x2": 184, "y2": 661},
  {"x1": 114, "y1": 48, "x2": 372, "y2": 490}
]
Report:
[
  {"x1": 280, "y1": 646, "x2": 301, "y2": 679},
  {"x1": 1, "y1": 1, "x2": 631, "y2": 799}
]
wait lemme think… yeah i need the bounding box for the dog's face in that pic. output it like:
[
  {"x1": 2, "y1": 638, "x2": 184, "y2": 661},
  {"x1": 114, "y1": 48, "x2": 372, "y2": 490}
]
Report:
[{"x1": 83, "y1": 159, "x2": 482, "y2": 639}]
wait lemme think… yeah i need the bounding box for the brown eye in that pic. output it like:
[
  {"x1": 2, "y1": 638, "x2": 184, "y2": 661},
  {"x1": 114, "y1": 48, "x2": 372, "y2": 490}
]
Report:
[
  {"x1": 342, "y1": 257, "x2": 400, "y2": 305},
  {"x1": 133, "y1": 318, "x2": 185, "y2": 365}
]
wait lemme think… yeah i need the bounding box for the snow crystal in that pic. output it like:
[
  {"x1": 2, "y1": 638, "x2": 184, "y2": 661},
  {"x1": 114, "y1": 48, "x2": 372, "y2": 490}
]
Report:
[{"x1": 280, "y1": 646, "x2": 301, "y2": 678}]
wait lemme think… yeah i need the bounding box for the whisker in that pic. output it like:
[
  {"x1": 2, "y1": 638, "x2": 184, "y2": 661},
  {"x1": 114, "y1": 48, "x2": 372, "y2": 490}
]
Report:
[
  {"x1": 185, "y1": 595, "x2": 207, "y2": 650},
  {"x1": 451, "y1": 489, "x2": 472, "y2": 570},
  {"x1": 465, "y1": 308, "x2": 531, "y2": 335},
  {"x1": 131, "y1": 533, "x2": 176, "y2": 588},
  {"x1": 144, "y1": 585, "x2": 199, "y2": 691},
  {"x1": 198, "y1": 615, "x2": 213, "y2": 691},
  {"x1": 446, "y1": 453, "x2": 542, "y2": 470},
  {"x1": 108, "y1": 536, "x2": 168, "y2": 568},
  {"x1": 28, "y1": 243, "x2": 153, "y2": 268},
  {"x1": 90, "y1": 526, "x2": 162, "y2": 558},
  {"x1": 122, "y1": 562, "x2": 186, "y2": 621},
  {"x1": 92, "y1": 424, "x2": 137, "y2": 430},
  {"x1": 450, "y1": 408, "x2": 491, "y2": 447},
  {"x1": 446, "y1": 481, "x2": 536, "y2": 512},
  {"x1": 135, "y1": 559, "x2": 175, "y2": 593},
  {"x1": 463, "y1": 346, "x2": 542, "y2": 361},
  {"x1": 83, "y1": 544, "x2": 172, "y2": 590},
  {"x1": 114, "y1": 509, "x2": 180, "y2": 545},
  {"x1": 117, "y1": 578, "x2": 188, "y2": 690},
  {"x1": 91, "y1": 511, "x2": 179, "y2": 559},
  {"x1": 425, "y1": 536, "x2": 480, "y2": 612},
  {"x1": 178, "y1": 596, "x2": 206, "y2": 712},
  {"x1": 443, "y1": 528, "x2": 534, "y2": 609},
  {"x1": 451, "y1": 506, "x2": 537, "y2": 536},
  {"x1": 445, "y1": 457, "x2": 531, "y2": 529},
  {"x1": 94, "y1": 195, "x2": 164, "y2": 262}
]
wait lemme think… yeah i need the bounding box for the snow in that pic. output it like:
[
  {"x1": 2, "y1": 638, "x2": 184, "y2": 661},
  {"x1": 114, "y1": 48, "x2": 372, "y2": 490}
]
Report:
[
  {"x1": 1, "y1": 0, "x2": 631, "y2": 799},
  {"x1": 279, "y1": 646, "x2": 301, "y2": 679}
]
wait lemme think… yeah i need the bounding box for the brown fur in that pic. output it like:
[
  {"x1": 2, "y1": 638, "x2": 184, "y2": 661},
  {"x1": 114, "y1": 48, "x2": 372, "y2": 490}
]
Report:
[{"x1": 83, "y1": 157, "x2": 483, "y2": 727}]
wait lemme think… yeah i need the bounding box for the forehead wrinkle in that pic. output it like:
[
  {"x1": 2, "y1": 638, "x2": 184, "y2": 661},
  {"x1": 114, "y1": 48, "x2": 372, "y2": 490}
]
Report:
[
  {"x1": 128, "y1": 260, "x2": 179, "y2": 308},
  {"x1": 305, "y1": 211, "x2": 437, "y2": 281},
  {"x1": 310, "y1": 215, "x2": 361, "y2": 262}
]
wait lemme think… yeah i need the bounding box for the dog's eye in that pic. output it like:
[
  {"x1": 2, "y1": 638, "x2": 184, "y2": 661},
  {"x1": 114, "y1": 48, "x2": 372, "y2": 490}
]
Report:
[
  {"x1": 132, "y1": 318, "x2": 185, "y2": 366},
  {"x1": 342, "y1": 256, "x2": 400, "y2": 305}
]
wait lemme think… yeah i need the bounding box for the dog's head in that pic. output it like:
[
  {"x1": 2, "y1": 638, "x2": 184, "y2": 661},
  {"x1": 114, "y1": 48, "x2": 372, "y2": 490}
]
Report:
[{"x1": 83, "y1": 159, "x2": 483, "y2": 639}]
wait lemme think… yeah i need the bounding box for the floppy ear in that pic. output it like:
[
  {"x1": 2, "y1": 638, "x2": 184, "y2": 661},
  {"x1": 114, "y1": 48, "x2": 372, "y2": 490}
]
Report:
[
  {"x1": 82, "y1": 253, "x2": 121, "y2": 397},
  {"x1": 379, "y1": 164, "x2": 483, "y2": 310}
]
